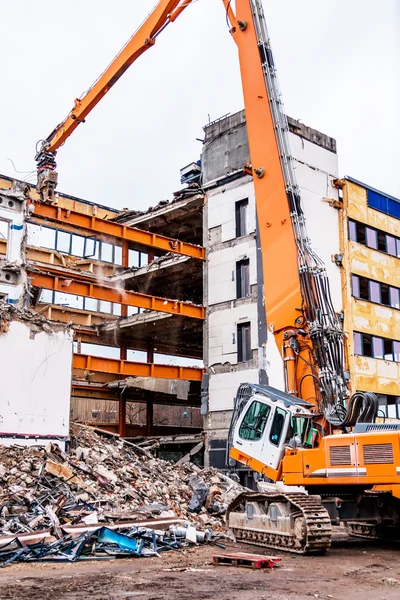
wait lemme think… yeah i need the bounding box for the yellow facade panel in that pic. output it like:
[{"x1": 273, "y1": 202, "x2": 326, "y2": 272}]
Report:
[
  {"x1": 353, "y1": 298, "x2": 400, "y2": 341},
  {"x1": 354, "y1": 355, "x2": 400, "y2": 396},
  {"x1": 349, "y1": 242, "x2": 400, "y2": 288},
  {"x1": 347, "y1": 181, "x2": 400, "y2": 237}
]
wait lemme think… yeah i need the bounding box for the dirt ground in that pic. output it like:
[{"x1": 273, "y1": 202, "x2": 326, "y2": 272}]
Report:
[{"x1": 1, "y1": 531, "x2": 399, "y2": 600}]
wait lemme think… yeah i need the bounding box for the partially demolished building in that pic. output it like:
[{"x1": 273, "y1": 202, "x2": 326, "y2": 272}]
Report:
[
  {"x1": 1, "y1": 110, "x2": 399, "y2": 470},
  {"x1": 0, "y1": 176, "x2": 204, "y2": 449}
]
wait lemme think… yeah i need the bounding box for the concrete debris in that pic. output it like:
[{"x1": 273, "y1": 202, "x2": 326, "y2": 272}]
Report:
[
  {"x1": 0, "y1": 424, "x2": 244, "y2": 566},
  {"x1": 0, "y1": 302, "x2": 71, "y2": 336}
]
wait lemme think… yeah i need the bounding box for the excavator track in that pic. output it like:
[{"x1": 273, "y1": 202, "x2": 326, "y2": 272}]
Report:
[
  {"x1": 227, "y1": 492, "x2": 332, "y2": 555},
  {"x1": 347, "y1": 522, "x2": 400, "y2": 542}
]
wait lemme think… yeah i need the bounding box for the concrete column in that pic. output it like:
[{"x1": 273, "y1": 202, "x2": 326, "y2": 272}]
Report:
[
  {"x1": 146, "y1": 339, "x2": 154, "y2": 364},
  {"x1": 146, "y1": 393, "x2": 154, "y2": 437},
  {"x1": 118, "y1": 397, "x2": 126, "y2": 437},
  {"x1": 121, "y1": 241, "x2": 129, "y2": 318}
]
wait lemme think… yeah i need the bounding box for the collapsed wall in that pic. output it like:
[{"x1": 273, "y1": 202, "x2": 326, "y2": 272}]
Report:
[{"x1": 0, "y1": 305, "x2": 73, "y2": 449}]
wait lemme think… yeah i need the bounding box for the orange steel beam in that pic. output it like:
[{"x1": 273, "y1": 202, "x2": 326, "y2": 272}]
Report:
[
  {"x1": 29, "y1": 270, "x2": 204, "y2": 320},
  {"x1": 73, "y1": 353, "x2": 203, "y2": 381},
  {"x1": 29, "y1": 203, "x2": 204, "y2": 260}
]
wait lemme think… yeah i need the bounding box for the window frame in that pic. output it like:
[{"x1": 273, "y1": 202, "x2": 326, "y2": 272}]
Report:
[
  {"x1": 354, "y1": 331, "x2": 398, "y2": 362},
  {"x1": 235, "y1": 199, "x2": 249, "y2": 238},
  {"x1": 239, "y1": 400, "x2": 271, "y2": 442},
  {"x1": 236, "y1": 258, "x2": 250, "y2": 299},
  {"x1": 269, "y1": 407, "x2": 287, "y2": 447},
  {"x1": 348, "y1": 219, "x2": 400, "y2": 259},
  {"x1": 237, "y1": 321, "x2": 252, "y2": 362}
]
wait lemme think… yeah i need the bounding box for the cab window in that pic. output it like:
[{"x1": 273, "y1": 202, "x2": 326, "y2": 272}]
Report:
[
  {"x1": 269, "y1": 407, "x2": 287, "y2": 446},
  {"x1": 239, "y1": 401, "x2": 271, "y2": 441}
]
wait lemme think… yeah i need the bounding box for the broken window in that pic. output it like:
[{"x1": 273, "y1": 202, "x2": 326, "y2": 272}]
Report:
[
  {"x1": 381, "y1": 283, "x2": 390, "y2": 306},
  {"x1": 235, "y1": 199, "x2": 248, "y2": 237},
  {"x1": 236, "y1": 259, "x2": 250, "y2": 298},
  {"x1": 362, "y1": 333, "x2": 372, "y2": 357},
  {"x1": 27, "y1": 224, "x2": 56, "y2": 249},
  {"x1": 377, "y1": 230, "x2": 387, "y2": 252},
  {"x1": 0, "y1": 219, "x2": 8, "y2": 240},
  {"x1": 358, "y1": 277, "x2": 369, "y2": 300},
  {"x1": 384, "y1": 338, "x2": 393, "y2": 361},
  {"x1": 355, "y1": 222, "x2": 366, "y2": 245},
  {"x1": 237, "y1": 321, "x2": 251, "y2": 362}
]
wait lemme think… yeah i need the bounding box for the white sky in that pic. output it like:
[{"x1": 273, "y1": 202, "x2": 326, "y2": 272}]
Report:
[{"x1": 1, "y1": 0, "x2": 399, "y2": 210}]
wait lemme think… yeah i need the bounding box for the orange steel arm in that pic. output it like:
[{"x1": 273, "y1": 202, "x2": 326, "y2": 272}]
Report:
[
  {"x1": 36, "y1": 0, "x2": 194, "y2": 201},
  {"x1": 40, "y1": 1, "x2": 193, "y2": 155}
]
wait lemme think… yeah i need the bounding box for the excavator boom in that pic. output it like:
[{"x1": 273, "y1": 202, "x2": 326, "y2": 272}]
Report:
[{"x1": 35, "y1": 0, "x2": 193, "y2": 201}]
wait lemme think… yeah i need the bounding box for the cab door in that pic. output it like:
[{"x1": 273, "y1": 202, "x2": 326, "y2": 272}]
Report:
[{"x1": 234, "y1": 397, "x2": 272, "y2": 465}]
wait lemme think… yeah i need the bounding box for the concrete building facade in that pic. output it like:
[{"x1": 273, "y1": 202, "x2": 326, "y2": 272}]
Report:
[{"x1": 201, "y1": 111, "x2": 343, "y2": 472}]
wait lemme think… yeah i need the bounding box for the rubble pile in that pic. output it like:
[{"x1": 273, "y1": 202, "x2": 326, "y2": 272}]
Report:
[{"x1": 0, "y1": 424, "x2": 244, "y2": 566}]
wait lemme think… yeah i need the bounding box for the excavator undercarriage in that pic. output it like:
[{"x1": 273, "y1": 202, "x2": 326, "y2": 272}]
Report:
[
  {"x1": 227, "y1": 492, "x2": 332, "y2": 554},
  {"x1": 226, "y1": 486, "x2": 400, "y2": 554}
]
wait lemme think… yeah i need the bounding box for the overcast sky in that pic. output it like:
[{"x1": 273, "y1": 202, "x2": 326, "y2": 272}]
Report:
[{"x1": 1, "y1": 0, "x2": 399, "y2": 211}]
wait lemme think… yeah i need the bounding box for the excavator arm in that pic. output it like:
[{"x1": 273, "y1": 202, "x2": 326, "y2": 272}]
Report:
[
  {"x1": 35, "y1": 0, "x2": 193, "y2": 202},
  {"x1": 35, "y1": 0, "x2": 369, "y2": 426}
]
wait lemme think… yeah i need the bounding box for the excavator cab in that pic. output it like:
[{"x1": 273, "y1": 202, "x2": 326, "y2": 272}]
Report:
[{"x1": 228, "y1": 383, "x2": 314, "y2": 474}]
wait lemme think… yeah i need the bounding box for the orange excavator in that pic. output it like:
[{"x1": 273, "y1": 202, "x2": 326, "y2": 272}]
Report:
[{"x1": 34, "y1": 1, "x2": 400, "y2": 554}]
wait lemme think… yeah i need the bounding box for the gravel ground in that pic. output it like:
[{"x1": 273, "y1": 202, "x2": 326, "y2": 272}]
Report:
[{"x1": 1, "y1": 532, "x2": 399, "y2": 600}]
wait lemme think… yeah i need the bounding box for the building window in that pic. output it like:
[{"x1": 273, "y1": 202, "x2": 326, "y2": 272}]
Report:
[
  {"x1": 237, "y1": 322, "x2": 251, "y2": 362},
  {"x1": 367, "y1": 189, "x2": 400, "y2": 220},
  {"x1": 91, "y1": 410, "x2": 100, "y2": 420},
  {"x1": 0, "y1": 220, "x2": 9, "y2": 240},
  {"x1": 377, "y1": 394, "x2": 400, "y2": 419},
  {"x1": 365, "y1": 227, "x2": 377, "y2": 249},
  {"x1": 236, "y1": 259, "x2": 250, "y2": 298},
  {"x1": 354, "y1": 332, "x2": 399, "y2": 362},
  {"x1": 391, "y1": 287, "x2": 400, "y2": 309},
  {"x1": 351, "y1": 275, "x2": 400, "y2": 310},
  {"x1": 348, "y1": 219, "x2": 400, "y2": 258},
  {"x1": 235, "y1": 199, "x2": 248, "y2": 237}
]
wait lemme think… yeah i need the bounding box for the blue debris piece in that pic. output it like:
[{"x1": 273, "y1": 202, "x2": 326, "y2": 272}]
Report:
[{"x1": 97, "y1": 527, "x2": 143, "y2": 555}]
